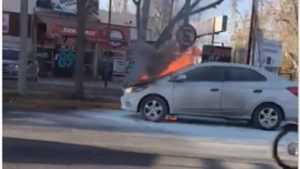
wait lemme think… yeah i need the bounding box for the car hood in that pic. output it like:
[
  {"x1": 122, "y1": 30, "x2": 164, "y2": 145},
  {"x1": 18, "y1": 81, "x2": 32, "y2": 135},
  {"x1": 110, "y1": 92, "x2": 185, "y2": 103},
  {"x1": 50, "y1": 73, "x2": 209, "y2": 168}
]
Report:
[{"x1": 129, "y1": 75, "x2": 172, "y2": 87}]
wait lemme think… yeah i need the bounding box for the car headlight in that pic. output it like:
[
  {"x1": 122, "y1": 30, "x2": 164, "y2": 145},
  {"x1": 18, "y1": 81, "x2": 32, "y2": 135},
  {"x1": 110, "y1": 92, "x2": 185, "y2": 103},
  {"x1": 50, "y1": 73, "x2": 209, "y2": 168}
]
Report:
[
  {"x1": 124, "y1": 86, "x2": 148, "y2": 94},
  {"x1": 9, "y1": 64, "x2": 18, "y2": 69},
  {"x1": 124, "y1": 87, "x2": 133, "y2": 94}
]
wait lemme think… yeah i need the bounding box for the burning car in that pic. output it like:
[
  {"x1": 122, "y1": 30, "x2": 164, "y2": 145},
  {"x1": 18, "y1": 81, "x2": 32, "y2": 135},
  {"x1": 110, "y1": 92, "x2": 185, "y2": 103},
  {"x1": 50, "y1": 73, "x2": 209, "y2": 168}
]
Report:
[{"x1": 121, "y1": 62, "x2": 298, "y2": 130}]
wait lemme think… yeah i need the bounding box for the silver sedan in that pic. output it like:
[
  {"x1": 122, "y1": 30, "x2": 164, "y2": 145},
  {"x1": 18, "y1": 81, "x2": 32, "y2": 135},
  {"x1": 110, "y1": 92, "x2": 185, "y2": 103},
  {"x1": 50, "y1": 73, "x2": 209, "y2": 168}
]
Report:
[{"x1": 121, "y1": 63, "x2": 298, "y2": 130}]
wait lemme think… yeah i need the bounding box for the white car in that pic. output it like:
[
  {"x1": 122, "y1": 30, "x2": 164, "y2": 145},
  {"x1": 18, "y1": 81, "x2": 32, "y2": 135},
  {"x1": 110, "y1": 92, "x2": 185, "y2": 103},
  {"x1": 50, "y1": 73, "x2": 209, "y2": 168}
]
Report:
[
  {"x1": 121, "y1": 62, "x2": 298, "y2": 130},
  {"x1": 3, "y1": 49, "x2": 19, "y2": 79}
]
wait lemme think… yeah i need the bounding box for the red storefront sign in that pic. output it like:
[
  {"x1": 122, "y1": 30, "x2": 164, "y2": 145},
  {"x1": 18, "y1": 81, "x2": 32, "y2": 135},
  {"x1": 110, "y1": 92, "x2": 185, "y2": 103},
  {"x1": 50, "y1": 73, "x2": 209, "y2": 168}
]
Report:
[
  {"x1": 47, "y1": 24, "x2": 130, "y2": 48},
  {"x1": 47, "y1": 24, "x2": 101, "y2": 42}
]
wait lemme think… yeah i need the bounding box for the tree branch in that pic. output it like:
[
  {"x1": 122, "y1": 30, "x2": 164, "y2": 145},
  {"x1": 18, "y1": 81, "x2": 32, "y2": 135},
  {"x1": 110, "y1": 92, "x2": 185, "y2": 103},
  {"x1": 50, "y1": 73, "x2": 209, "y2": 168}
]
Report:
[
  {"x1": 190, "y1": 0, "x2": 203, "y2": 11},
  {"x1": 189, "y1": 0, "x2": 224, "y2": 16},
  {"x1": 132, "y1": 0, "x2": 141, "y2": 5}
]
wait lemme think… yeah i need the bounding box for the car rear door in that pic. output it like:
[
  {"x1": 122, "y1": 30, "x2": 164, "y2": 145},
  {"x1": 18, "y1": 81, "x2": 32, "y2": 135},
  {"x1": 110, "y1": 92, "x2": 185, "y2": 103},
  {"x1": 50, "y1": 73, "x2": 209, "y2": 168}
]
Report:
[
  {"x1": 173, "y1": 66, "x2": 224, "y2": 115},
  {"x1": 221, "y1": 67, "x2": 268, "y2": 116}
]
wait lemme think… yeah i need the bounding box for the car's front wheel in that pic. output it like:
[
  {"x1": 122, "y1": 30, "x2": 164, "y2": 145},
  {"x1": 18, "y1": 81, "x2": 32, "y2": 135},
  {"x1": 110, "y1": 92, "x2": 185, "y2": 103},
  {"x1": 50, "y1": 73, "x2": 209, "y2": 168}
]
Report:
[
  {"x1": 140, "y1": 96, "x2": 168, "y2": 122},
  {"x1": 253, "y1": 103, "x2": 283, "y2": 130}
]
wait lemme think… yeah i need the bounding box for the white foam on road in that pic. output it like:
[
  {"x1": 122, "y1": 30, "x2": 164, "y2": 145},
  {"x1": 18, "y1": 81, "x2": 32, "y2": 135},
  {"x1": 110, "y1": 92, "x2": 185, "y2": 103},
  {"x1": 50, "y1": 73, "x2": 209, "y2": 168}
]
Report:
[
  {"x1": 74, "y1": 109, "x2": 281, "y2": 145},
  {"x1": 5, "y1": 108, "x2": 296, "y2": 146}
]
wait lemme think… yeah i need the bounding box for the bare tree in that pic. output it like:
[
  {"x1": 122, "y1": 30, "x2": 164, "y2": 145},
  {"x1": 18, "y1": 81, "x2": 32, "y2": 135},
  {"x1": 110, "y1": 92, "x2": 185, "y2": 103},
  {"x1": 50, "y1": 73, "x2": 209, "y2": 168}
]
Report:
[
  {"x1": 151, "y1": 0, "x2": 173, "y2": 38},
  {"x1": 276, "y1": 0, "x2": 298, "y2": 79},
  {"x1": 132, "y1": 0, "x2": 150, "y2": 40},
  {"x1": 132, "y1": 0, "x2": 224, "y2": 47},
  {"x1": 230, "y1": 0, "x2": 250, "y2": 63},
  {"x1": 140, "y1": 0, "x2": 151, "y2": 40},
  {"x1": 153, "y1": 0, "x2": 224, "y2": 48},
  {"x1": 125, "y1": 0, "x2": 225, "y2": 86},
  {"x1": 231, "y1": 0, "x2": 298, "y2": 79},
  {"x1": 132, "y1": 0, "x2": 142, "y2": 39}
]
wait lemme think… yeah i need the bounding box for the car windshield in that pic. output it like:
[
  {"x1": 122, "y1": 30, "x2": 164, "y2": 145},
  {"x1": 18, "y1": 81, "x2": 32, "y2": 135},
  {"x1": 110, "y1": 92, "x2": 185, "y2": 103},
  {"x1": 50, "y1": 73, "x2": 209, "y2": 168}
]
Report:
[{"x1": 3, "y1": 49, "x2": 19, "y2": 61}]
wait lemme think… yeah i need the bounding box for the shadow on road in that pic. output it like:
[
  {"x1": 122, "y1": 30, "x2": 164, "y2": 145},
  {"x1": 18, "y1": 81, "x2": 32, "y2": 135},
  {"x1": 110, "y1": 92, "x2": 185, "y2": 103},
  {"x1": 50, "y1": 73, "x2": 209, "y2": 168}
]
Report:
[
  {"x1": 3, "y1": 137, "x2": 277, "y2": 169},
  {"x1": 129, "y1": 114, "x2": 254, "y2": 129},
  {"x1": 3, "y1": 137, "x2": 157, "y2": 166}
]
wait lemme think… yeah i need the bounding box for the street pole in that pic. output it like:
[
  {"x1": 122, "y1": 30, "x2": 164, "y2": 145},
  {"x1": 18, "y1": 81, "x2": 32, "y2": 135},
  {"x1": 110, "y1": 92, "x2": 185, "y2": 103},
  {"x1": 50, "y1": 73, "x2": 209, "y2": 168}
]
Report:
[
  {"x1": 17, "y1": 0, "x2": 28, "y2": 95},
  {"x1": 104, "y1": 0, "x2": 112, "y2": 88},
  {"x1": 211, "y1": 18, "x2": 215, "y2": 45},
  {"x1": 184, "y1": 0, "x2": 191, "y2": 24}
]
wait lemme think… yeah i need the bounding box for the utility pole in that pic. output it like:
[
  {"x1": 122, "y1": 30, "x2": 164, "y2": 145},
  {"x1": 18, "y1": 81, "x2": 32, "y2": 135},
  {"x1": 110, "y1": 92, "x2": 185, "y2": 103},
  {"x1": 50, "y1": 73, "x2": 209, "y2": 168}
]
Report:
[
  {"x1": 17, "y1": 0, "x2": 28, "y2": 95},
  {"x1": 247, "y1": 0, "x2": 258, "y2": 65},
  {"x1": 211, "y1": 17, "x2": 215, "y2": 45}
]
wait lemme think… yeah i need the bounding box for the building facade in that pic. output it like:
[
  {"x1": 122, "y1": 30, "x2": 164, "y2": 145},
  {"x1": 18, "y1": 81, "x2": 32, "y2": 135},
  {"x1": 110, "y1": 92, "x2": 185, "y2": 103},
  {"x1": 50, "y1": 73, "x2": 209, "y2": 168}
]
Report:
[{"x1": 3, "y1": 0, "x2": 136, "y2": 79}]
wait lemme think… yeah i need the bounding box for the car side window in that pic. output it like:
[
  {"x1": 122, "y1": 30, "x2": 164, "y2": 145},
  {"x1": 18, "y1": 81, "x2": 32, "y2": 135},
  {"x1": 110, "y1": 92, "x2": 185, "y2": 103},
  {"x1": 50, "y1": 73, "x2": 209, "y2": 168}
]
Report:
[
  {"x1": 185, "y1": 66, "x2": 224, "y2": 82},
  {"x1": 225, "y1": 67, "x2": 266, "y2": 82}
]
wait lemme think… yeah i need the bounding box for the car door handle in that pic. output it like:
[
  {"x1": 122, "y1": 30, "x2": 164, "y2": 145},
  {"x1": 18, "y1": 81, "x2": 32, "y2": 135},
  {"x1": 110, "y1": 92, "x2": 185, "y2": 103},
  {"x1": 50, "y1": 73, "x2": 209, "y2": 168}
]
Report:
[
  {"x1": 253, "y1": 89, "x2": 263, "y2": 93},
  {"x1": 210, "y1": 88, "x2": 220, "y2": 92}
]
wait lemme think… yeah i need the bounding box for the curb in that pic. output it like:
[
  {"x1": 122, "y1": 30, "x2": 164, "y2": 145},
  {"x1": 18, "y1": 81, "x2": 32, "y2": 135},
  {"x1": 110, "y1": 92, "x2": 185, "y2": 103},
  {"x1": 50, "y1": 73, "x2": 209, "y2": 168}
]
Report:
[{"x1": 3, "y1": 95, "x2": 121, "y2": 110}]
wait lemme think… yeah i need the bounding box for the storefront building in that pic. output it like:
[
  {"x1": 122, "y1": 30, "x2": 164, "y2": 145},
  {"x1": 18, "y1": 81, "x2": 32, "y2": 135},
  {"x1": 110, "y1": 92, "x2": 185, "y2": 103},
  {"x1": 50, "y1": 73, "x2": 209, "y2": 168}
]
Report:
[
  {"x1": 3, "y1": 0, "x2": 133, "y2": 79},
  {"x1": 33, "y1": 7, "x2": 132, "y2": 78}
]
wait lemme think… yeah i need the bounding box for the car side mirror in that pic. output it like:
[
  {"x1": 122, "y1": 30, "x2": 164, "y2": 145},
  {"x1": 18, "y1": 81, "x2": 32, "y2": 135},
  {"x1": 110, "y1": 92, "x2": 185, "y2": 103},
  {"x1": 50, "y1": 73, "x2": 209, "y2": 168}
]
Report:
[{"x1": 170, "y1": 74, "x2": 187, "y2": 82}]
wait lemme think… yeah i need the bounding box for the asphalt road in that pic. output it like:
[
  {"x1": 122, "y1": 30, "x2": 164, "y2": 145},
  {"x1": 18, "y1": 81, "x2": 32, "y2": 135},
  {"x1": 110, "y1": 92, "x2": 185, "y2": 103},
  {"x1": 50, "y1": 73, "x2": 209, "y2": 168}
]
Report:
[
  {"x1": 3, "y1": 104, "x2": 295, "y2": 169},
  {"x1": 4, "y1": 137, "x2": 280, "y2": 169}
]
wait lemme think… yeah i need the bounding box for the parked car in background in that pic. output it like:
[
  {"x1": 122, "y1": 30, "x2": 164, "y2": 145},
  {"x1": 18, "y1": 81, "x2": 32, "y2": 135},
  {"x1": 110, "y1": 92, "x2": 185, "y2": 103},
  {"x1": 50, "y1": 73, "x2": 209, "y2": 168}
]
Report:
[
  {"x1": 121, "y1": 62, "x2": 298, "y2": 130},
  {"x1": 3, "y1": 48, "x2": 40, "y2": 81},
  {"x1": 3, "y1": 48, "x2": 19, "y2": 79}
]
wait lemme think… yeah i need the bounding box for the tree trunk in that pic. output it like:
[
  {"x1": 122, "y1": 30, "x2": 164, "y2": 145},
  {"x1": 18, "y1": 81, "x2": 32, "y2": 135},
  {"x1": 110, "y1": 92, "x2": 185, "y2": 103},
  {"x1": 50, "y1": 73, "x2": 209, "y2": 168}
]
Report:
[
  {"x1": 17, "y1": 0, "x2": 28, "y2": 95},
  {"x1": 140, "y1": 0, "x2": 150, "y2": 40},
  {"x1": 153, "y1": 0, "x2": 191, "y2": 48},
  {"x1": 74, "y1": 0, "x2": 86, "y2": 99}
]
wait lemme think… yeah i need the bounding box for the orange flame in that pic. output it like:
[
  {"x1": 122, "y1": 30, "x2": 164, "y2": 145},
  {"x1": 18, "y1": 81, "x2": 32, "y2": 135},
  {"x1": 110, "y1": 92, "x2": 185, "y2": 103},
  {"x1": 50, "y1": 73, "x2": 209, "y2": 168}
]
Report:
[
  {"x1": 139, "y1": 46, "x2": 200, "y2": 82},
  {"x1": 140, "y1": 74, "x2": 150, "y2": 81}
]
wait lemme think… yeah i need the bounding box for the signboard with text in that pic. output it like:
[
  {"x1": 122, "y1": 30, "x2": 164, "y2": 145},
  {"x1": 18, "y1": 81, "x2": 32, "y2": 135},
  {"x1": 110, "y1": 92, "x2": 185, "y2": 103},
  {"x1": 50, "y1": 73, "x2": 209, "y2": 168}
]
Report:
[
  {"x1": 37, "y1": 0, "x2": 98, "y2": 17},
  {"x1": 176, "y1": 24, "x2": 197, "y2": 48},
  {"x1": 191, "y1": 15, "x2": 227, "y2": 36},
  {"x1": 202, "y1": 45, "x2": 232, "y2": 63},
  {"x1": 47, "y1": 24, "x2": 100, "y2": 42},
  {"x1": 254, "y1": 40, "x2": 282, "y2": 67}
]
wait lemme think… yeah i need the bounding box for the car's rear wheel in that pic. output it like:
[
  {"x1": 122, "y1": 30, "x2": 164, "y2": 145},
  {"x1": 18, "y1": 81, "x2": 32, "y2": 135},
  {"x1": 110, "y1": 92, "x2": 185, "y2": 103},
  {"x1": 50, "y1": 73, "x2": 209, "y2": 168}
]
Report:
[
  {"x1": 253, "y1": 103, "x2": 283, "y2": 130},
  {"x1": 140, "y1": 96, "x2": 168, "y2": 122}
]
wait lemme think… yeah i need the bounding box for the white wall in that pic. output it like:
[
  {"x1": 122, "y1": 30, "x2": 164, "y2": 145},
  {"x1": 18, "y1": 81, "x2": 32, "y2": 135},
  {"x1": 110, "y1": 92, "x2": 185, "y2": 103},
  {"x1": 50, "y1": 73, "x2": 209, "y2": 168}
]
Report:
[
  {"x1": 99, "y1": 10, "x2": 136, "y2": 27},
  {"x1": 3, "y1": 0, "x2": 36, "y2": 14}
]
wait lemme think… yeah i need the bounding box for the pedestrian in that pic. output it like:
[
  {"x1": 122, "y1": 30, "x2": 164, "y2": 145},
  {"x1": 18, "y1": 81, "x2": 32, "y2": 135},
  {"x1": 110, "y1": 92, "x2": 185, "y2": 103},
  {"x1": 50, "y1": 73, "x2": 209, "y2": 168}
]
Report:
[
  {"x1": 27, "y1": 59, "x2": 39, "y2": 82},
  {"x1": 102, "y1": 51, "x2": 113, "y2": 88}
]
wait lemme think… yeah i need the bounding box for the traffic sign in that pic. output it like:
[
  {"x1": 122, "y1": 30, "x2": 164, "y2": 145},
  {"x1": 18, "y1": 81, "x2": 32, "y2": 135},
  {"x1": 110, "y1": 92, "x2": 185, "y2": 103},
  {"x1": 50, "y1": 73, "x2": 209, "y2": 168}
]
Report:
[{"x1": 176, "y1": 24, "x2": 197, "y2": 48}]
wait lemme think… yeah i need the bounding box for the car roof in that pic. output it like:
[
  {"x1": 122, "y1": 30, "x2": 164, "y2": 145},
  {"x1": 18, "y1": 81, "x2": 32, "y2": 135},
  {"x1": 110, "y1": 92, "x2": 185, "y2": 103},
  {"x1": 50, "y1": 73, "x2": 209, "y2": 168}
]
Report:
[
  {"x1": 179, "y1": 62, "x2": 261, "y2": 73},
  {"x1": 173, "y1": 62, "x2": 287, "y2": 81},
  {"x1": 200, "y1": 62, "x2": 256, "y2": 68},
  {"x1": 200, "y1": 62, "x2": 292, "y2": 82}
]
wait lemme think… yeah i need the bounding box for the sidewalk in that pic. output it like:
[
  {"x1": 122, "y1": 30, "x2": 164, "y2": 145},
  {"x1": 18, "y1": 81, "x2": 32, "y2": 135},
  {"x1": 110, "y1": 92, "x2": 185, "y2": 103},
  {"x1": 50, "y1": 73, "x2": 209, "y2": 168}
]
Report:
[
  {"x1": 3, "y1": 77, "x2": 124, "y2": 109},
  {"x1": 38, "y1": 77, "x2": 124, "y2": 89}
]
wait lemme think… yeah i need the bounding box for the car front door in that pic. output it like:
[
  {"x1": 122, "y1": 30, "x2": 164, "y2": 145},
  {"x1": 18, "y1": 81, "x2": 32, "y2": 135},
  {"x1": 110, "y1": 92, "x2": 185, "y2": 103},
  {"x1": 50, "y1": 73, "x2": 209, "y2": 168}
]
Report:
[
  {"x1": 221, "y1": 67, "x2": 268, "y2": 116},
  {"x1": 173, "y1": 66, "x2": 224, "y2": 115}
]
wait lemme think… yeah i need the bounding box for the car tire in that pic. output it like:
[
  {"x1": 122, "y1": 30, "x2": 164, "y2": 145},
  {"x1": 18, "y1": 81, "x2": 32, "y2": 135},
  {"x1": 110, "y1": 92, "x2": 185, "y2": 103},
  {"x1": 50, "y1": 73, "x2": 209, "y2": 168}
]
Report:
[
  {"x1": 140, "y1": 96, "x2": 168, "y2": 122},
  {"x1": 253, "y1": 103, "x2": 283, "y2": 130}
]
